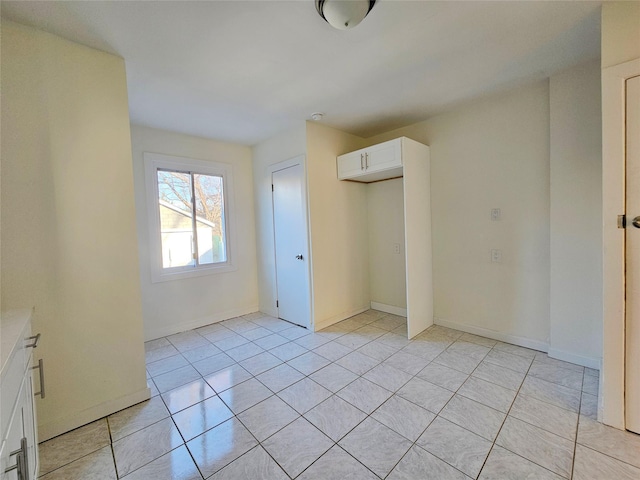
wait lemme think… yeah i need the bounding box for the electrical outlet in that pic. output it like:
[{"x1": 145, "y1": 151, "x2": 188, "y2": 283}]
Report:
[
  {"x1": 491, "y1": 208, "x2": 501, "y2": 221},
  {"x1": 393, "y1": 243, "x2": 401, "y2": 254},
  {"x1": 491, "y1": 249, "x2": 502, "y2": 263}
]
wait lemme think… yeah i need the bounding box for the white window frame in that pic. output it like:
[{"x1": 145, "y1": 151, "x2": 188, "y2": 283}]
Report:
[{"x1": 144, "y1": 152, "x2": 237, "y2": 283}]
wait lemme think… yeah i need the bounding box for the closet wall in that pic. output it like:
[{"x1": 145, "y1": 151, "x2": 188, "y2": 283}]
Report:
[
  {"x1": 367, "y1": 179, "x2": 407, "y2": 313},
  {"x1": 366, "y1": 81, "x2": 551, "y2": 349}
]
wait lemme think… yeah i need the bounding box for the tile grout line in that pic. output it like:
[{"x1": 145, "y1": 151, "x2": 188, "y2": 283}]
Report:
[
  {"x1": 49, "y1": 313, "x2": 599, "y2": 479},
  {"x1": 475, "y1": 350, "x2": 575, "y2": 480},
  {"x1": 152, "y1": 327, "x2": 438, "y2": 475},
  {"x1": 136, "y1": 314, "x2": 593, "y2": 479},
  {"x1": 379, "y1": 332, "x2": 472, "y2": 479},
  {"x1": 472, "y1": 347, "x2": 533, "y2": 479},
  {"x1": 105, "y1": 417, "x2": 119, "y2": 479},
  {"x1": 568, "y1": 369, "x2": 586, "y2": 479},
  {"x1": 384, "y1": 338, "x2": 491, "y2": 479}
]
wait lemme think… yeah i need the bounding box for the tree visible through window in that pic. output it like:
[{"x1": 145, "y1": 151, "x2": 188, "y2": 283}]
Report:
[{"x1": 156, "y1": 169, "x2": 227, "y2": 268}]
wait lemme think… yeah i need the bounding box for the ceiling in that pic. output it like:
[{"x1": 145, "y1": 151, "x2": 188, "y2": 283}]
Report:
[{"x1": 1, "y1": 1, "x2": 602, "y2": 146}]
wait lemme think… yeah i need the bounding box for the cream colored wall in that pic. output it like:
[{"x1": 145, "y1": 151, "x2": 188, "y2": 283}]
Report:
[
  {"x1": 252, "y1": 124, "x2": 307, "y2": 317},
  {"x1": 601, "y1": 2, "x2": 640, "y2": 69},
  {"x1": 549, "y1": 60, "x2": 602, "y2": 368},
  {"x1": 367, "y1": 82, "x2": 551, "y2": 349},
  {"x1": 306, "y1": 122, "x2": 369, "y2": 329},
  {"x1": 1, "y1": 21, "x2": 148, "y2": 440},
  {"x1": 367, "y1": 179, "x2": 406, "y2": 310},
  {"x1": 130, "y1": 125, "x2": 259, "y2": 340}
]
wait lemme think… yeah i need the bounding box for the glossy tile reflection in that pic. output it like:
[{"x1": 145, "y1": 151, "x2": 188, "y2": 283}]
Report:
[
  {"x1": 40, "y1": 309, "x2": 634, "y2": 480},
  {"x1": 186, "y1": 417, "x2": 258, "y2": 478}
]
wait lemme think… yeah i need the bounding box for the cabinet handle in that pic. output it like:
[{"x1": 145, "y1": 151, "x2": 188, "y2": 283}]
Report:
[
  {"x1": 4, "y1": 455, "x2": 19, "y2": 474},
  {"x1": 25, "y1": 333, "x2": 40, "y2": 348},
  {"x1": 365, "y1": 152, "x2": 369, "y2": 169},
  {"x1": 21, "y1": 437, "x2": 29, "y2": 480},
  {"x1": 360, "y1": 153, "x2": 364, "y2": 170},
  {"x1": 33, "y1": 358, "x2": 45, "y2": 399},
  {"x1": 5, "y1": 438, "x2": 28, "y2": 480}
]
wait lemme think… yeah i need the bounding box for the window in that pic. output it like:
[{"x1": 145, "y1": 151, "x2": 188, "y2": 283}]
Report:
[{"x1": 144, "y1": 153, "x2": 235, "y2": 282}]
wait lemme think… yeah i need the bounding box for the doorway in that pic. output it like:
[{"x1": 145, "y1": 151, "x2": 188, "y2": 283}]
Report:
[
  {"x1": 271, "y1": 158, "x2": 312, "y2": 328},
  {"x1": 625, "y1": 75, "x2": 640, "y2": 434},
  {"x1": 602, "y1": 58, "x2": 640, "y2": 431}
]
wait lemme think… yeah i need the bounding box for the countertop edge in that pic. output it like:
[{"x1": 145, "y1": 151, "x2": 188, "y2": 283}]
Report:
[{"x1": 1, "y1": 308, "x2": 34, "y2": 378}]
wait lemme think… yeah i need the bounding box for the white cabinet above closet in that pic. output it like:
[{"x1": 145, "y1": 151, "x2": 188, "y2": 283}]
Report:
[{"x1": 337, "y1": 137, "x2": 403, "y2": 182}]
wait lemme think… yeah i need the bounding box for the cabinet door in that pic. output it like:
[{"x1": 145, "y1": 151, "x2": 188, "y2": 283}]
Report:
[
  {"x1": 1, "y1": 380, "x2": 26, "y2": 480},
  {"x1": 23, "y1": 371, "x2": 37, "y2": 479},
  {"x1": 364, "y1": 138, "x2": 402, "y2": 174},
  {"x1": 337, "y1": 150, "x2": 365, "y2": 180}
]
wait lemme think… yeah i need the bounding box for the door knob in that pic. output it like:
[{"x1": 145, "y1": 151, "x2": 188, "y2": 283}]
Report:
[
  {"x1": 633, "y1": 216, "x2": 640, "y2": 229},
  {"x1": 295, "y1": 254, "x2": 303, "y2": 260}
]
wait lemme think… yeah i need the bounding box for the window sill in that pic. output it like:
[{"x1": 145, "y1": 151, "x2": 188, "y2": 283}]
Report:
[{"x1": 150, "y1": 262, "x2": 237, "y2": 283}]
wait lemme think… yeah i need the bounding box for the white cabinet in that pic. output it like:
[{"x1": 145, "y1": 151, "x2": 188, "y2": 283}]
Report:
[
  {"x1": 337, "y1": 138, "x2": 403, "y2": 182},
  {"x1": 1, "y1": 311, "x2": 40, "y2": 480}
]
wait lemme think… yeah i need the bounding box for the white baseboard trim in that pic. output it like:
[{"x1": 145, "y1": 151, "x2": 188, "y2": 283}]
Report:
[
  {"x1": 314, "y1": 306, "x2": 370, "y2": 332},
  {"x1": 258, "y1": 305, "x2": 278, "y2": 319},
  {"x1": 370, "y1": 302, "x2": 407, "y2": 317},
  {"x1": 144, "y1": 304, "x2": 260, "y2": 341},
  {"x1": 547, "y1": 348, "x2": 601, "y2": 370},
  {"x1": 38, "y1": 387, "x2": 150, "y2": 442},
  {"x1": 434, "y1": 317, "x2": 549, "y2": 353}
]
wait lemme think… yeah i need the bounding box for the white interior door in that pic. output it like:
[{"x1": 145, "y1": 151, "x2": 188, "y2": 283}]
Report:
[
  {"x1": 272, "y1": 163, "x2": 311, "y2": 328},
  {"x1": 625, "y1": 75, "x2": 640, "y2": 434}
]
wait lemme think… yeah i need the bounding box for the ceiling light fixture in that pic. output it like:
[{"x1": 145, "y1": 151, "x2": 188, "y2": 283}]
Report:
[
  {"x1": 315, "y1": 0, "x2": 377, "y2": 30},
  {"x1": 310, "y1": 112, "x2": 324, "y2": 121}
]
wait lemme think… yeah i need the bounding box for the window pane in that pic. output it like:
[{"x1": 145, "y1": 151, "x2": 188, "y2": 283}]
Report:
[
  {"x1": 157, "y1": 170, "x2": 195, "y2": 268},
  {"x1": 193, "y1": 173, "x2": 226, "y2": 264}
]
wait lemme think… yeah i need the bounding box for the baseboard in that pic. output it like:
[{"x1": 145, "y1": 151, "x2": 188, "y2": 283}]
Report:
[
  {"x1": 258, "y1": 304, "x2": 278, "y2": 319},
  {"x1": 370, "y1": 302, "x2": 407, "y2": 317},
  {"x1": 434, "y1": 317, "x2": 549, "y2": 353},
  {"x1": 144, "y1": 304, "x2": 260, "y2": 341},
  {"x1": 38, "y1": 386, "x2": 150, "y2": 442},
  {"x1": 547, "y1": 347, "x2": 601, "y2": 370},
  {"x1": 314, "y1": 305, "x2": 370, "y2": 332}
]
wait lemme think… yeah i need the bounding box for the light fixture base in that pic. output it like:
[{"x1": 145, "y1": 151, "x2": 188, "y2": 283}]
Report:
[
  {"x1": 310, "y1": 112, "x2": 324, "y2": 121},
  {"x1": 316, "y1": 0, "x2": 377, "y2": 30}
]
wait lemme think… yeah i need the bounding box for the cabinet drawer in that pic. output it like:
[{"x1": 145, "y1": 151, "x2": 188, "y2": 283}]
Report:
[
  {"x1": 1, "y1": 377, "x2": 28, "y2": 480},
  {"x1": 0, "y1": 348, "x2": 25, "y2": 440}
]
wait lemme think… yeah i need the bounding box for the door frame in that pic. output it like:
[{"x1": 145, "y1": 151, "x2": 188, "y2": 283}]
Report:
[
  {"x1": 268, "y1": 155, "x2": 314, "y2": 330},
  {"x1": 602, "y1": 57, "x2": 640, "y2": 429}
]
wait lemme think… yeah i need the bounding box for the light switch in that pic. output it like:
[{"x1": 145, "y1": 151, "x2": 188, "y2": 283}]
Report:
[
  {"x1": 393, "y1": 243, "x2": 401, "y2": 254},
  {"x1": 491, "y1": 208, "x2": 501, "y2": 221},
  {"x1": 491, "y1": 249, "x2": 502, "y2": 263}
]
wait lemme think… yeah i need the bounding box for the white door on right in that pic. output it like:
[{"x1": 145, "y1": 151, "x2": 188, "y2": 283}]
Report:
[
  {"x1": 625, "y1": 75, "x2": 640, "y2": 434},
  {"x1": 272, "y1": 163, "x2": 311, "y2": 328}
]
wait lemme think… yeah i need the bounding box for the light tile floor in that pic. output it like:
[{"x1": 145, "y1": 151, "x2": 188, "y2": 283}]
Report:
[{"x1": 38, "y1": 310, "x2": 640, "y2": 479}]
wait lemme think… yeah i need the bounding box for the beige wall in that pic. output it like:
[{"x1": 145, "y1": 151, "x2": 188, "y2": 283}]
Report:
[
  {"x1": 252, "y1": 124, "x2": 307, "y2": 317},
  {"x1": 601, "y1": 2, "x2": 640, "y2": 69},
  {"x1": 367, "y1": 179, "x2": 407, "y2": 310},
  {"x1": 130, "y1": 125, "x2": 259, "y2": 340},
  {"x1": 549, "y1": 60, "x2": 602, "y2": 368},
  {"x1": 306, "y1": 122, "x2": 369, "y2": 329},
  {"x1": 367, "y1": 82, "x2": 551, "y2": 349},
  {"x1": 1, "y1": 21, "x2": 148, "y2": 440}
]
